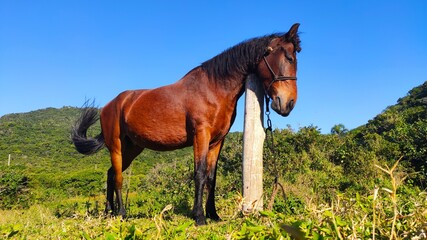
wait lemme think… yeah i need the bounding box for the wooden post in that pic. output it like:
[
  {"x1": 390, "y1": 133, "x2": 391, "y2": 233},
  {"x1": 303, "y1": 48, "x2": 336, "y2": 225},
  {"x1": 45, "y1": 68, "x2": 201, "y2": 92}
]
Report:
[
  {"x1": 242, "y1": 74, "x2": 265, "y2": 212},
  {"x1": 8, "y1": 154, "x2": 11, "y2": 166}
]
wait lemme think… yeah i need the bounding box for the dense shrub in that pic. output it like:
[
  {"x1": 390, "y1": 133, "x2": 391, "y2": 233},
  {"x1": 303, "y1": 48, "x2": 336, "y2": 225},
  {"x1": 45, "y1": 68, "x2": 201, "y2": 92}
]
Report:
[{"x1": 0, "y1": 166, "x2": 32, "y2": 209}]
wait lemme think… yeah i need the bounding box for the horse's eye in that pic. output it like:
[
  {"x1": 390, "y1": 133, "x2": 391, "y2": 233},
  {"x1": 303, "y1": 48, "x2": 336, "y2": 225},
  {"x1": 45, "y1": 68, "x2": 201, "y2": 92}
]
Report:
[
  {"x1": 285, "y1": 54, "x2": 294, "y2": 63},
  {"x1": 283, "y1": 48, "x2": 294, "y2": 63}
]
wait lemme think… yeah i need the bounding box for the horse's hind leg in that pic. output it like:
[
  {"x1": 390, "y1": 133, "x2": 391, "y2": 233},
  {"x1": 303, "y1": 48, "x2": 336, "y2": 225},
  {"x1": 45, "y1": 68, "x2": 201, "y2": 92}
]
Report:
[
  {"x1": 107, "y1": 138, "x2": 143, "y2": 217},
  {"x1": 106, "y1": 167, "x2": 115, "y2": 214},
  {"x1": 117, "y1": 139, "x2": 143, "y2": 216}
]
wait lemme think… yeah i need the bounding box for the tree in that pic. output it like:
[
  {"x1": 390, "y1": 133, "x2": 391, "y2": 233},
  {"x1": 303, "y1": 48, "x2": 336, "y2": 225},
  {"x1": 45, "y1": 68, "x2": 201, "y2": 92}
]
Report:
[{"x1": 331, "y1": 124, "x2": 348, "y2": 136}]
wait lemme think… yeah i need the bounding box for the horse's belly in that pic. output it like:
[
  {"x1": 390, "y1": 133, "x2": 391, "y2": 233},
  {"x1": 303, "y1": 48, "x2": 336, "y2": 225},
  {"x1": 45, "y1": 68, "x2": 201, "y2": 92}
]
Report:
[
  {"x1": 141, "y1": 129, "x2": 190, "y2": 151},
  {"x1": 125, "y1": 114, "x2": 191, "y2": 151}
]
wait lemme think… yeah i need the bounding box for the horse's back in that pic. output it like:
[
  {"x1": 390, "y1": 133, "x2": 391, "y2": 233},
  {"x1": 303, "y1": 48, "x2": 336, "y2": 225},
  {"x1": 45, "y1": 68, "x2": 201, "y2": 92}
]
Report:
[{"x1": 100, "y1": 69, "x2": 235, "y2": 151}]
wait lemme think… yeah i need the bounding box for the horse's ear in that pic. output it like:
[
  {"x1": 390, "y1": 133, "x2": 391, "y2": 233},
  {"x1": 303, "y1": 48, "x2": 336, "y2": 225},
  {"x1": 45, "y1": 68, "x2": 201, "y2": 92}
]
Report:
[{"x1": 284, "y1": 23, "x2": 300, "y2": 39}]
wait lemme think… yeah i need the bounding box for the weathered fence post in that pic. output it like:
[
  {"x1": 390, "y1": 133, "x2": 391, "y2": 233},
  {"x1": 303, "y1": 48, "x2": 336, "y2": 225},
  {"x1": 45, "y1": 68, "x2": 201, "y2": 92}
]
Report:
[
  {"x1": 242, "y1": 74, "x2": 265, "y2": 212},
  {"x1": 8, "y1": 154, "x2": 11, "y2": 166}
]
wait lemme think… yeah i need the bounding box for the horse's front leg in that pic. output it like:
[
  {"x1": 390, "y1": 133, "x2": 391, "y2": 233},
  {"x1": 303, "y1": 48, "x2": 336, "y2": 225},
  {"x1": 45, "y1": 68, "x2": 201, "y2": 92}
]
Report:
[
  {"x1": 192, "y1": 129, "x2": 210, "y2": 226},
  {"x1": 205, "y1": 140, "x2": 224, "y2": 221}
]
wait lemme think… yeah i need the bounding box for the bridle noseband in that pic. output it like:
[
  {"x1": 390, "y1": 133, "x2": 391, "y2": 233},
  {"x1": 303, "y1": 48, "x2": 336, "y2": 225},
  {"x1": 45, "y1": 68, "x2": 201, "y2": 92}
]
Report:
[{"x1": 263, "y1": 55, "x2": 297, "y2": 94}]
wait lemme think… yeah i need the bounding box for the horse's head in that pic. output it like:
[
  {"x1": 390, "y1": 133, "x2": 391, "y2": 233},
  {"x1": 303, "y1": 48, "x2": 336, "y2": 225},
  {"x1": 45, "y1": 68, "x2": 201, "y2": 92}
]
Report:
[{"x1": 257, "y1": 23, "x2": 301, "y2": 117}]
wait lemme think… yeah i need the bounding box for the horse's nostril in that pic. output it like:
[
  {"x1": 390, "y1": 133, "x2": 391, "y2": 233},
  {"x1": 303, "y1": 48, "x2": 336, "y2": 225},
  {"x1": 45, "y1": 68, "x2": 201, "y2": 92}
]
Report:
[
  {"x1": 288, "y1": 99, "x2": 295, "y2": 110},
  {"x1": 275, "y1": 96, "x2": 282, "y2": 111}
]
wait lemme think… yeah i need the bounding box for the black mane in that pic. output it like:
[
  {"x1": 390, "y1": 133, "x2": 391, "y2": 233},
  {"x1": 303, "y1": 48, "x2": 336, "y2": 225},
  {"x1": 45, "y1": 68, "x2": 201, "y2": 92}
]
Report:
[{"x1": 201, "y1": 32, "x2": 301, "y2": 80}]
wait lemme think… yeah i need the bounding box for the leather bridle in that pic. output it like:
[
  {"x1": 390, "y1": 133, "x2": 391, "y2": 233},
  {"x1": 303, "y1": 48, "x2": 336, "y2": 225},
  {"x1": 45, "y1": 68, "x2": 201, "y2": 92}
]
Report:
[
  {"x1": 262, "y1": 54, "x2": 297, "y2": 115},
  {"x1": 263, "y1": 55, "x2": 297, "y2": 94}
]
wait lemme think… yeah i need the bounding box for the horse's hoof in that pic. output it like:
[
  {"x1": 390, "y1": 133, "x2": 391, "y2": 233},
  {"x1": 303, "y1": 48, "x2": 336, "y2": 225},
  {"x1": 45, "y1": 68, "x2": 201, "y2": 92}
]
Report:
[
  {"x1": 118, "y1": 209, "x2": 127, "y2": 219},
  {"x1": 103, "y1": 209, "x2": 114, "y2": 218},
  {"x1": 195, "y1": 216, "x2": 207, "y2": 226},
  {"x1": 206, "y1": 212, "x2": 221, "y2": 221}
]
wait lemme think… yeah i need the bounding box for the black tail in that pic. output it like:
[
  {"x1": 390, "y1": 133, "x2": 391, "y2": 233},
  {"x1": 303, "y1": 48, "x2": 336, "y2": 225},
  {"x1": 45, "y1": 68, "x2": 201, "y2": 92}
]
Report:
[{"x1": 71, "y1": 104, "x2": 105, "y2": 155}]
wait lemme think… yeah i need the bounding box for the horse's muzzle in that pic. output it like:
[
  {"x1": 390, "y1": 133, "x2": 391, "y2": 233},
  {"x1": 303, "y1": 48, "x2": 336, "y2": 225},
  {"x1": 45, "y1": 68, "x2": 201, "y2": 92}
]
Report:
[{"x1": 271, "y1": 96, "x2": 295, "y2": 117}]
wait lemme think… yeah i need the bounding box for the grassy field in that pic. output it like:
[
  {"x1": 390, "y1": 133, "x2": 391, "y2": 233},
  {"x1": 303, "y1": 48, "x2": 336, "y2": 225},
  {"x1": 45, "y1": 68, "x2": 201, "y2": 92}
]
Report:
[{"x1": 1, "y1": 156, "x2": 427, "y2": 239}]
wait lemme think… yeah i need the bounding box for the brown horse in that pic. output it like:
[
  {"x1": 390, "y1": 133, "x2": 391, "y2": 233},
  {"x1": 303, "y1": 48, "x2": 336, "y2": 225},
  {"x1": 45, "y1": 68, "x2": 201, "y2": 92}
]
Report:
[{"x1": 72, "y1": 23, "x2": 301, "y2": 225}]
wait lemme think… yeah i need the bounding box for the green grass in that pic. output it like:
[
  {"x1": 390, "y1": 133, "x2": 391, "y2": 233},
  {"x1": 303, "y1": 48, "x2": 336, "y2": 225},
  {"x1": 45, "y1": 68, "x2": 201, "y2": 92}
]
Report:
[{"x1": 1, "y1": 159, "x2": 426, "y2": 239}]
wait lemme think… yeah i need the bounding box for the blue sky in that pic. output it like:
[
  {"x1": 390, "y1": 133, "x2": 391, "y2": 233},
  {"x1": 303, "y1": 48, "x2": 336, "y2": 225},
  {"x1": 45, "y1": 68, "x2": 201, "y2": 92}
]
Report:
[{"x1": 1, "y1": 1, "x2": 426, "y2": 133}]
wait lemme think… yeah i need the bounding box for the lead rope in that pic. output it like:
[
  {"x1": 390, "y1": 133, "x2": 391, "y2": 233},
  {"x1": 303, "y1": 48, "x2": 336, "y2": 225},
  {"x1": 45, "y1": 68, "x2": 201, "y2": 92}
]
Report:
[{"x1": 264, "y1": 96, "x2": 287, "y2": 211}]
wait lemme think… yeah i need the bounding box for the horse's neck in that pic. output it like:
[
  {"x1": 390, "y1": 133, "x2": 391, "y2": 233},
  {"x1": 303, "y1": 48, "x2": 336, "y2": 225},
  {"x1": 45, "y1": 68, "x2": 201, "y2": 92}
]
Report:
[
  {"x1": 183, "y1": 67, "x2": 247, "y2": 101},
  {"x1": 211, "y1": 74, "x2": 247, "y2": 105}
]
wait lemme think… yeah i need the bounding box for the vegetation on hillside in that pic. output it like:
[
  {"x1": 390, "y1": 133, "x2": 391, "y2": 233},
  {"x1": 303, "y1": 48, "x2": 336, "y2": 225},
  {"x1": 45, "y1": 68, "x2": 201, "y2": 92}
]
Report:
[{"x1": 0, "y1": 81, "x2": 426, "y2": 239}]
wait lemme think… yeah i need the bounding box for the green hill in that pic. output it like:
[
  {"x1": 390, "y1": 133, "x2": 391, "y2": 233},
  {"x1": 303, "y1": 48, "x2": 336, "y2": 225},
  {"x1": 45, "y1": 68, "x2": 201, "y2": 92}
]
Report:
[
  {"x1": 352, "y1": 81, "x2": 427, "y2": 183},
  {"x1": 0, "y1": 107, "x2": 82, "y2": 158}
]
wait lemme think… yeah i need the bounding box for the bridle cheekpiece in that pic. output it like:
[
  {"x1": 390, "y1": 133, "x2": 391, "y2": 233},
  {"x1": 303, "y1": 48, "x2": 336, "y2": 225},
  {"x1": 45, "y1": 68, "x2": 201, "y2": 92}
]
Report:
[
  {"x1": 262, "y1": 47, "x2": 298, "y2": 115},
  {"x1": 263, "y1": 53, "x2": 297, "y2": 94}
]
